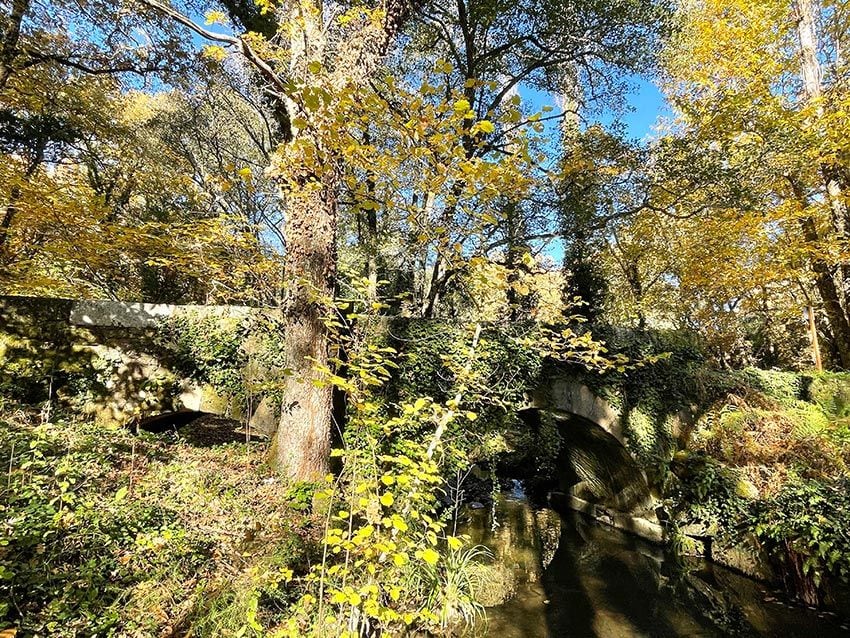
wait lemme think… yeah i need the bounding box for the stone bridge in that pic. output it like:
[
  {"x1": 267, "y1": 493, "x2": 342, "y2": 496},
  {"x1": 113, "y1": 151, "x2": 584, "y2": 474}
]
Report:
[
  {"x1": 1, "y1": 295, "x2": 667, "y2": 538},
  {"x1": 1, "y1": 295, "x2": 673, "y2": 539},
  {"x1": 1, "y1": 296, "x2": 638, "y2": 435},
  {"x1": 0, "y1": 296, "x2": 283, "y2": 432}
]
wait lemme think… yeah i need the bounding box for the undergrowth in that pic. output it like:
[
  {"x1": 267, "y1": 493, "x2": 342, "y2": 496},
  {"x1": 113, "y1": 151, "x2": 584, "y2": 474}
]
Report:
[{"x1": 0, "y1": 407, "x2": 316, "y2": 637}]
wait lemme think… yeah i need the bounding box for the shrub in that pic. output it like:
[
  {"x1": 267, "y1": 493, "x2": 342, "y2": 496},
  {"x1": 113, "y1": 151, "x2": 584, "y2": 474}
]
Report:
[{"x1": 751, "y1": 477, "x2": 850, "y2": 604}]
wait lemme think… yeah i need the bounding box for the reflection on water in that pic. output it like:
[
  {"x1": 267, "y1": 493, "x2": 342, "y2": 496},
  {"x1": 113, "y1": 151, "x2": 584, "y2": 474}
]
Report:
[{"x1": 464, "y1": 491, "x2": 850, "y2": 638}]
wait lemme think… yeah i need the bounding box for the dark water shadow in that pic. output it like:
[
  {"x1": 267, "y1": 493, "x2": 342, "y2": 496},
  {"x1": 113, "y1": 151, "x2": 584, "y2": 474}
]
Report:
[{"x1": 541, "y1": 512, "x2": 599, "y2": 637}]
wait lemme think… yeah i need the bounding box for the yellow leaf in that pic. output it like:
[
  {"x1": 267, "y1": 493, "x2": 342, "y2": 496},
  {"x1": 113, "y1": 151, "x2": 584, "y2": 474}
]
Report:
[
  {"x1": 476, "y1": 119, "x2": 495, "y2": 134},
  {"x1": 420, "y1": 547, "x2": 439, "y2": 566},
  {"x1": 392, "y1": 552, "x2": 409, "y2": 566},
  {"x1": 391, "y1": 515, "x2": 408, "y2": 532},
  {"x1": 204, "y1": 10, "x2": 227, "y2": 25},
  {"x1": 201, "y1": 45, "x2": 228, "y2": 62},
  {"x1": 453, "y1": 99, "x2": 471, "y2": 115}
]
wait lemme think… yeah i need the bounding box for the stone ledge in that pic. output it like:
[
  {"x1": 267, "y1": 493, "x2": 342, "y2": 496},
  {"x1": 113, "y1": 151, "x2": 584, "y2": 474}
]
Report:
[
  {"x1": 0, "y1": 295, "x2": 260, "y2": 329},
  {"x1": 69, "y1": 300, "x2": 254, "y2": 328},
  {"x1": 549, "y1": 491, "x2": 665, "y2": 544}
]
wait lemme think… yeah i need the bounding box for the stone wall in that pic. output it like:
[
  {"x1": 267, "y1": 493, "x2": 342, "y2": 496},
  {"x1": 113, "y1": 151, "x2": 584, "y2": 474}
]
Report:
[{"x1": 0, "y1": 296, "x2": 272, "y2": 428}]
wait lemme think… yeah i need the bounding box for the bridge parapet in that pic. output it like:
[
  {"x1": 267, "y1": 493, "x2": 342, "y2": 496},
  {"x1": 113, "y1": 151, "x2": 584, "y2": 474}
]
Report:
[{"x1": 0, "y1": 296, "x2": 275, "y2": 429}]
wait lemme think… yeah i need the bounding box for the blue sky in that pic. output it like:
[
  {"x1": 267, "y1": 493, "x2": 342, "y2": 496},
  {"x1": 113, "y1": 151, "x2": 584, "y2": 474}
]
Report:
[
  {"x1": 591, "y1": 76, "x2": 671, "y2": 140},
  {"x1": 618, "y1": 77, "x2": 670, "y2": 139}
]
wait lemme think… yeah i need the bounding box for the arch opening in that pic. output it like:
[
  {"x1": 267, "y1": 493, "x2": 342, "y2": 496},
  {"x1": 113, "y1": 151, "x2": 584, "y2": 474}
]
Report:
[{"x1": 553, "y1": 413, "x2": 652, "y2": 513}]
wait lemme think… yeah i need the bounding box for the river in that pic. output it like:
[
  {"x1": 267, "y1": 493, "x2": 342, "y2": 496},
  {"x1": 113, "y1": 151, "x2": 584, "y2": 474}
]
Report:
[{"x1": 463, "y1": 488, "x2": 850, "y2": 637}]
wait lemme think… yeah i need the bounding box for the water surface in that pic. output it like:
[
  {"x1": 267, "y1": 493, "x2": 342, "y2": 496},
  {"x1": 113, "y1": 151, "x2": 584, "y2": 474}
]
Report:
[{"x1": 465, "y1": 491, "x2": 850, "y2": 637}]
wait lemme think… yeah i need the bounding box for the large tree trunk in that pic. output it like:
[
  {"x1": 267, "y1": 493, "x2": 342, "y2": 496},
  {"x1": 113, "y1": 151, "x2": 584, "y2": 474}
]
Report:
[
  {"x1": 270, "y1": 0, "x2": 335, "y2": 479},
  {"x1": 798, "y1": 214, "x2": 850, "y2": 368},
  {"x1": 274, "y1": 167, "x2": 338, "y2": 479}
]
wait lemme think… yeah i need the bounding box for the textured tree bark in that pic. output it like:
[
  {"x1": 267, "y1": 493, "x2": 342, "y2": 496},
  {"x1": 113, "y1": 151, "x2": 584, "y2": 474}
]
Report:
[
  {"x1": 793, "y1": 0, "x2": 821, "y2": 99},
  {"x1": 274, "y1": 168, "x2": 338, "y2": 479},
  {"x1": 422, "y1": 250, "x2": 443, "y2": 317}
]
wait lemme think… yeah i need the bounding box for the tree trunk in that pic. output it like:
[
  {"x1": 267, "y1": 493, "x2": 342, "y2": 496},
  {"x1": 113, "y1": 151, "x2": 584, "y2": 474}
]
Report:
[
  {"x1": 793, "y1": 0, "x2": 821, "y2": 100},
  {"x1": 790, "y1": 175, "x2": 850, "y2": 368},
  {"x1": 504, "y1": 201, "x2": 534, "y2": 321},
  {"x1": 360, "y1": 173, "x2": 380, "y2": 299},
  {"x1": 268, "y1": 0, "x2": 336, "y2": 480},
  {"x1": 423, "y1": 250, "x2": 442, "y2": 317},
  {"x1": 364, "y1": 208, "x2": 379, "y2": 299},
  {"x1": 798, "y1": 215, "x2": 850, "y2": 368},
  {"x1": 807, "y1": 305, "x2": 823, "y2": 371},
  {"x1": 1, "y1": 160, "x2": 39, "y2": 261},
  {"x1": 0, "y1": 0, "x2": 29, "y2": 91},
  {"x1": 274, "y1": 167, "x2": 338, "y2": 479},
  {"x1": 0, "y1": 184, "x2": 20, "y2": 252},
  {"x1": 793, "y1": 0, "x2": 850, "y2": 367},
  {"x1": 140, "y1": 0, "x2": 423, "y2": 478},
  {"x1": 270, "y1": 0, "x2": 420, "y2": 475}
]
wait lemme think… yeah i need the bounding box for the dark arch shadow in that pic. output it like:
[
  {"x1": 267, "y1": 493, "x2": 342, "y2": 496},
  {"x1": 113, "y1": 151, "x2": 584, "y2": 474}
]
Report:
[
  {"x1": 554, "y1": 413, "x2": 652, "y2": 511},
  {"x1": 135, "y1": 411, "x2": 265, "y2": 447},
  {"x1": 135, "y1": 410, "x2": 209, "y2": 432},
  {"x1": 542, "y1": 511, "x2": 599, "y2": 637}
]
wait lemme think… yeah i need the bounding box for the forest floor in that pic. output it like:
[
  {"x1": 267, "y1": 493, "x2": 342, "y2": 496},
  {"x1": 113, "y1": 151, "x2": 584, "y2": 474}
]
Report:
[{"x1": 0, "y1": 407, "x2": 320, "y2": 637}]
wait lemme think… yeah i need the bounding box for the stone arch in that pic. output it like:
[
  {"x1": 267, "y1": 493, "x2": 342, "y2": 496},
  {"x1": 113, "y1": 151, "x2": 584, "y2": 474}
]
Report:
[
  {"x1": 541, "y1": 411, "x2": 664, "y2": 543},
  {"x1": 527, "y1": 377, "x2": 623, "y2": 442},
  {"x1": 522, "y1": 377, "x2": 663, "y2": 539}
]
